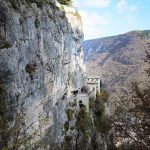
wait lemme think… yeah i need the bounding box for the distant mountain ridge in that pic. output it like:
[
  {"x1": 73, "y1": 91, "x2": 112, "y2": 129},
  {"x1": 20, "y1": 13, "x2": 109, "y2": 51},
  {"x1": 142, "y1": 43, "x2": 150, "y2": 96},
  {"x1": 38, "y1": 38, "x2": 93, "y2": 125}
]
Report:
[
  {"x1": 84, "y1": 30, "x2": 150, "y2": 62},
  {"x1": 83, "y1": 30, "x2": 150, "y2": 112}
]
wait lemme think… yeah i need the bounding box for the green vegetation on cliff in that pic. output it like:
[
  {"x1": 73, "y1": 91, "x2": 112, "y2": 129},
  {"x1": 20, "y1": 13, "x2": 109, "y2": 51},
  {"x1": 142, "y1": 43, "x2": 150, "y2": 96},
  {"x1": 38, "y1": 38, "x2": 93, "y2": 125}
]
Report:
[{"x1": 58, "y1": 0, "x2": 72, "y2": 5}]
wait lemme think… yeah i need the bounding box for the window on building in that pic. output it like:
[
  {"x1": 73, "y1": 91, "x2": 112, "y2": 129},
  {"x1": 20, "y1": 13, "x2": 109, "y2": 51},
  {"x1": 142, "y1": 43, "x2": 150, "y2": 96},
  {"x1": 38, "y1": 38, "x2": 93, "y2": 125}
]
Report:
[
  {"x1": 79, "y1": 100, "x2": 82, "y2": 104},
  {"x1": 79, "y1": 100, "x2": 83, "y2": 107}
]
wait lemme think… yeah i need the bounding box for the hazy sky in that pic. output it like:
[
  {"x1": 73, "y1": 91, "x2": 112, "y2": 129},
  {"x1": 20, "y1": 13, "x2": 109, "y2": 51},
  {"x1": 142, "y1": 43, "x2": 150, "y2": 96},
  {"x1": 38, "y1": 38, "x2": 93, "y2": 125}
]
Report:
[{"x1": 73, "y1": 0, "x2": 150, "y2": 40}]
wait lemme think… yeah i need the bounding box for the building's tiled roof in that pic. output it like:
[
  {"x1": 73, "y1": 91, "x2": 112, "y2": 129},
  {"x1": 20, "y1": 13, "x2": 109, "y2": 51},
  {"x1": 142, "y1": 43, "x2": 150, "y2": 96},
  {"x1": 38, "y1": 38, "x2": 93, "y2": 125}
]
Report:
[
  {"x1": 87, "y1": 76, "x2": 100, "y2": 79},
  {"x1": 87, "y1": 81, "x2": 97, "y2": 84}
]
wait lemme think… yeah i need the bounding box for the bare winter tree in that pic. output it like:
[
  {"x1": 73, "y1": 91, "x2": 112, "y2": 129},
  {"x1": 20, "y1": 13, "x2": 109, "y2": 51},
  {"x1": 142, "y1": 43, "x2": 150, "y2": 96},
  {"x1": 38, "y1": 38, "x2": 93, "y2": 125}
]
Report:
[{"x1": 111, "y1": 39, "x2": 150, "y2": 150}]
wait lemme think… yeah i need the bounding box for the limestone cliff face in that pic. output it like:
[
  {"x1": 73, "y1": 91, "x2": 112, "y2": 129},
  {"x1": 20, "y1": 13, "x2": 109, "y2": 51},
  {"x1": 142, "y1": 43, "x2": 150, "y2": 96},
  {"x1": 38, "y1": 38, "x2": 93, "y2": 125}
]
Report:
[{"x1": 0, "y1": 0, "x2": 85, "y2": 149}]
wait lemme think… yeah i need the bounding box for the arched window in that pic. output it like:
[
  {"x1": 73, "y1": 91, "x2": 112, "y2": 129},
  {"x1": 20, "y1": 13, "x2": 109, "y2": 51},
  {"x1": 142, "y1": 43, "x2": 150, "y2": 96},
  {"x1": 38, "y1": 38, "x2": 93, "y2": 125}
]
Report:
[
  {"x1": 79, "y1": 100, "x2": 82, "y2": 104},
  {"x1": 79, "y1": 100, "x2": 83, "y2": 107}
]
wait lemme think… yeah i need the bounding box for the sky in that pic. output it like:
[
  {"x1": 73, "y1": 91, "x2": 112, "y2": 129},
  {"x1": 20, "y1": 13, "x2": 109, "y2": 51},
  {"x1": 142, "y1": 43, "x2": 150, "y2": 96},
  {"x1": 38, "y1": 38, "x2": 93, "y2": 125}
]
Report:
[{"x1": 73, "y1": 0, "x2": 150, "y2": 40}]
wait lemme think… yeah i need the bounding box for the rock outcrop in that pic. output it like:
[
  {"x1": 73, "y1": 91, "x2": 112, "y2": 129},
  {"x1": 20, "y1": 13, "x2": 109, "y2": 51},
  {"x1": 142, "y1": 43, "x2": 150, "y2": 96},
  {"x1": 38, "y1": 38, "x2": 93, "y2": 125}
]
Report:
[{"x1": 0, "y1": 0, "x2": 86, "y2": 149}]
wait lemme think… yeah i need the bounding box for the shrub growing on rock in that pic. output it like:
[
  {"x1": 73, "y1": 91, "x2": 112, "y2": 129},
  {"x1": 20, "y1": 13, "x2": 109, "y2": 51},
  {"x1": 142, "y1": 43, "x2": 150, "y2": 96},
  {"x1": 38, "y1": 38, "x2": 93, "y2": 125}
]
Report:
[
  {"x1": 66, "y1": 109, "x2": 74, "y2": 121},
  {"x1": 57, "y1": 0, "x2": 72, "y2": 5}
]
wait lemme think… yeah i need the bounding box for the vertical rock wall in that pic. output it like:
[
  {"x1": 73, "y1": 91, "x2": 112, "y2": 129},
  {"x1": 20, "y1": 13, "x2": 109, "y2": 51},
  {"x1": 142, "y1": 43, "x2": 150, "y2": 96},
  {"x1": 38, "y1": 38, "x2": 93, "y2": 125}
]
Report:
[{"x1": 0, "y1": 0, "x2": 85, "y2": 149}]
